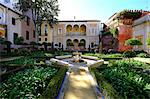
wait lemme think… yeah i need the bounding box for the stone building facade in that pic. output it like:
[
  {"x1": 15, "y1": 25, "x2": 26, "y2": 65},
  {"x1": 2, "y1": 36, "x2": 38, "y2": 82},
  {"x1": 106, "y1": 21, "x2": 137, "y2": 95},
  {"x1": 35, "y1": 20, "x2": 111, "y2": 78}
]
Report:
[
  {"x1": 0, "y1": 1, "x2": 36, "y2": 46},
  {"x1": 39, "y1": 20, "x2": 102, "y2": 51},
  {"x1": 133, "y1": 14, "x2": 150, "y2": 53},
  {"x1": 106, "y1": 10, "x2": 150, "y2": 51}
]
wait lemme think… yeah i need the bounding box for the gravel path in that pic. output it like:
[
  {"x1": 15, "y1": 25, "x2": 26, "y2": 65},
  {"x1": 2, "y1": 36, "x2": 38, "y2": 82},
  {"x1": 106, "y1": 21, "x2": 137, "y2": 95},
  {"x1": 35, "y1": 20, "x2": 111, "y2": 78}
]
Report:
[{"x1": 64, "y1": 66, "x2": 97, "y2": 99}]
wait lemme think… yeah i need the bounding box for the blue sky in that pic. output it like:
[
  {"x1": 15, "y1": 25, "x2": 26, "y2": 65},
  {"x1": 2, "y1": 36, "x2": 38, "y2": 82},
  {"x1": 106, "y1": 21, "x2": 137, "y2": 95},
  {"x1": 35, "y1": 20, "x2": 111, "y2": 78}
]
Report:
[{"x1": 58, "y1": 0, "x2": 150, "y2": 22}]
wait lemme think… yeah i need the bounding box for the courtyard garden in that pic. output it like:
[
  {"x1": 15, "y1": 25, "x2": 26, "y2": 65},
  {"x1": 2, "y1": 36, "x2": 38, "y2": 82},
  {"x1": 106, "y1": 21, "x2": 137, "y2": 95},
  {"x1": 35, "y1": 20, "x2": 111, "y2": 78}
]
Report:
[
  {"x1": 0, "y1": 51, "x2": 69, "y2": 98},
  {"x1": 0, "y1": 50, "x2": 150, "y2": 99}
]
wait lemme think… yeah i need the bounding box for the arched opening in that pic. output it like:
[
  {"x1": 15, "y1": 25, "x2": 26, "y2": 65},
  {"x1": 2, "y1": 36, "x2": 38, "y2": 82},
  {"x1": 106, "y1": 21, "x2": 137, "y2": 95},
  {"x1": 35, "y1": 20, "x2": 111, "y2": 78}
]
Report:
[
  {"x1": 73, "y1": 25, "x2": 79, "y2": 32},
  {"x1": 66, "y1": 25, "x2": 72, "y2": 33},
  {"x1": 73, "y1": 39, "x2": 79, "y2": 50},
  {"x1": 73, "y1": 39, "x2": 79, "y2": 44},
  {"x1": 79, "y1": 39, "x2": 86, "y2": 47},
  {"x1": 80, "y1": 25, "x2": 86, "y2": 35},
  {"x1": 66, "y1": 39, "x2": 72, "y2": 46}
]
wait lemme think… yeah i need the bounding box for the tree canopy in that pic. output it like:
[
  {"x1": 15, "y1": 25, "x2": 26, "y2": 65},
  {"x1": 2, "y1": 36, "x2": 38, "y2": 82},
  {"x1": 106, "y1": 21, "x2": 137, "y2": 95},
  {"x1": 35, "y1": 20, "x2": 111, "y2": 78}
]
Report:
[
  {"x1": 14, "y1": 36, "x2": 24, "y2": 45},
  {"x1": 117, "y1": 10, "x2": 142, "y2": 20},
  {"x1": 15, "y1": 0, "x2": 59, "y2": 25},
  {"x1": 147, "y1": 38, "x2": 150, "y2": 45}
]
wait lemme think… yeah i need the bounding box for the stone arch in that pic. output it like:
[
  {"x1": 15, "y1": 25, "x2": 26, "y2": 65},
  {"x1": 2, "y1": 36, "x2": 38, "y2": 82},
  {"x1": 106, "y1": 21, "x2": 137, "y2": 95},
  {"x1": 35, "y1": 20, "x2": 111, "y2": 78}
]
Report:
[
  {"x1": 66, "y1": 25, "x2": 72, "y2": 33},
  {"x1": 66, "y1": 39, "x2": 72, "y2": 46},
  {"x1": 79, "y1": 39, "x2": 86, "y2": 47},
  {"x1": 73, "y1": 25, "x2": 79, "y2": 32},
  {"x1": 80, "y1": 24, "x2": 86, "y2": 35},
  {"x1": 73, "y1": 39, "x2": 79, "y2": 44}
]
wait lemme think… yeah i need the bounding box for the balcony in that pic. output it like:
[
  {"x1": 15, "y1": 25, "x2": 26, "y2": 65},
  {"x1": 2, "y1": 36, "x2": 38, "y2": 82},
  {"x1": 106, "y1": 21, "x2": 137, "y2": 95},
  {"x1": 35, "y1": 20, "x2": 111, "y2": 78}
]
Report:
[{"x1": 66, "y1": 32, "x2": 86, "y2": 36}]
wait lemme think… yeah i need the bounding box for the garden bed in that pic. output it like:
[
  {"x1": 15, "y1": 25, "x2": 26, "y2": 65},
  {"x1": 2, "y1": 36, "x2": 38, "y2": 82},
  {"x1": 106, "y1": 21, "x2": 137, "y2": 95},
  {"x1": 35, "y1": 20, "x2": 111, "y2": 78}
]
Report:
[
  {"x1": 0, "y1": 65, "x2": 67, "y2": 98},
  {"x1": 90, "y1": 60, "x2": 150, "y2": 98}
]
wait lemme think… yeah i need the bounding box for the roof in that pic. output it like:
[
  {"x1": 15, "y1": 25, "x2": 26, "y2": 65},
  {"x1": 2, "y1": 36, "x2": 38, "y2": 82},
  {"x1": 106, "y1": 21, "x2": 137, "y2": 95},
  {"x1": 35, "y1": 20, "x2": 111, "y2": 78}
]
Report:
[
  {"x1": 58, "y1": 20, "x2": 100, "y2": 22},
  {"x1": 133, "y1": 14, "x2": 150, "y2": 26}
]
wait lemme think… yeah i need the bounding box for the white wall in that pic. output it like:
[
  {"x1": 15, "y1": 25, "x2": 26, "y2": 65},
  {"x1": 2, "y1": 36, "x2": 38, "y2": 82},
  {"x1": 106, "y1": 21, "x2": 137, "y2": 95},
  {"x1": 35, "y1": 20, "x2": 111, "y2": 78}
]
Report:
[{"x1": 7, "y1": 9, "x2": 21, "y2": 45}]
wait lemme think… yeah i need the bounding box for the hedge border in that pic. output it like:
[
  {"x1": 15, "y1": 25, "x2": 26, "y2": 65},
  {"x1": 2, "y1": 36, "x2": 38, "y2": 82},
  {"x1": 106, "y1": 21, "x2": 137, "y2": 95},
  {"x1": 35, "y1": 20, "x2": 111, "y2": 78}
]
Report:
[{"x1": 40, "y1": 67, "x2": 68, "y2": 99}]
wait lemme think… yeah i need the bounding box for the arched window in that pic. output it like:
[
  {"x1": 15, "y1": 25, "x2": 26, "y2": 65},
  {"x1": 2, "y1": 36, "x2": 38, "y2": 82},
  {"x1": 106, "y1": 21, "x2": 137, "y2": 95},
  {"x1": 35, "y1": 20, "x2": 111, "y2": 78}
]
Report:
[
  {"x1": 66, "y1": 25, "x2": 72, "y2": 33},
  {"x1": 80, "y1": 25, "x2": 86, "y2": 33},
  {"x1": 66, "y1": 39, "x2": 72, "y2": 46},
  {"x1": 73, "y1": 25, "x2": 79, "y2": 32}
]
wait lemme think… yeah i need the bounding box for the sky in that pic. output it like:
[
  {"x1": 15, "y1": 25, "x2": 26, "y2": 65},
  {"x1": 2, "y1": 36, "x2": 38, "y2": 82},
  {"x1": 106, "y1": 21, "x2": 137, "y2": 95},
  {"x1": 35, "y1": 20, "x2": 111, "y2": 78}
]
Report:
[{"x1": 58, "y1": 0, "x2": 150, "y2": 22}]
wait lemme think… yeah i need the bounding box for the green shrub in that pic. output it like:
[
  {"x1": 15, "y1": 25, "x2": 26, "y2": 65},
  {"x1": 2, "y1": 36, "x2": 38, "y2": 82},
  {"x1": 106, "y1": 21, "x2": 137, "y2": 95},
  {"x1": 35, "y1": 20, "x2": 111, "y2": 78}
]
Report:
[
  {"x1": 41, "y1": 67, "x2": 67, "y2": 99},
  {"x1": 94, "y1": 60, "x2": 150, "y2": 98},
  {"x1": 123, "y1": 51, "x2": 136, "y2": 58},
  {"x1": 137, "y1": 53, "x2": 149, "y2": 58},
  {"x1": 91, "y1": 68, "x2": 120, "y2": 99},
  {"x1": 0, "y1": 57, "x2": 34, "y2": 65},
  {"x1": 0, "y1": 66, "x2": 58, "y2": 98}
]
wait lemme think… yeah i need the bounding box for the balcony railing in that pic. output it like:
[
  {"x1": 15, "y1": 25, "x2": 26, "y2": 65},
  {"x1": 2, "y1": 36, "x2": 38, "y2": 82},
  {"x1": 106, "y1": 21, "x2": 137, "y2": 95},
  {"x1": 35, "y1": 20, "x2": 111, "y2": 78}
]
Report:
[{"x1": 66, "y1": 32, "x2": 86, "y2": 36}]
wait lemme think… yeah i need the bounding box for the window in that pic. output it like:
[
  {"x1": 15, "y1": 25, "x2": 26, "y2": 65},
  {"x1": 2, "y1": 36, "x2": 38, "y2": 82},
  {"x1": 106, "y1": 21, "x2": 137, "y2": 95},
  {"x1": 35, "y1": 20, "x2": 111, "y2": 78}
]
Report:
[
  {"x1": 45, "y1": 24, "x2": 48, "y2": 36},
  {"x1": 95, "y1": 30, "x2": 97, "y2": 35},
  {"x1": 45, "y1": 38, "x2": 47, "y2": 41},
  {"x1": 58, "y1": 28, "x2": 62, "y2": 34},
  {"x1": 33, "y1": 30, "x2": 35, "y2": 38},
  {"x1": 12, "y1": 18, "x2": 15, "y2": 25},
  {"x1": 92, "y1": 29, "x2": 95, "y2": 33},
  {"x1": 27, "y1": 17, "x2": 30, "y2": 26},
  {"x1": 26, "y1": 31, "x2": 29, "y2": 40},
  {"x1": 39, "y1": 38, "x2": 41, "y2": 41},
  {"x1": 13, "y1": 33, "x2": 18, "y2": 44}
]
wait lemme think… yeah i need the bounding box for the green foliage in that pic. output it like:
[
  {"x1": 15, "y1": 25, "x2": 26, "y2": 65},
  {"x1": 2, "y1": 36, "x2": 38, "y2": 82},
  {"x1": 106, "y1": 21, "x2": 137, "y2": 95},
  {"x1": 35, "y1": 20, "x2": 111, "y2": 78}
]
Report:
[
  {"x1": 16, "y1": 0, "x2": 59, "y2": 25},
  {"x1": 91, "y1": 68, "x2": 120, "y2": 98},
  {"x1": 14, "y1": 36, "x2": 24, "y2": 45},
  {"x1": 0, "y1": 57, "x2": 34, "y2": 65},
  {"x1": 0, "y1": 37, "x2": 6, "y2": 44},
  {"x1": 125, "y1": 38, "x2": 142, "y2": 46},
  {"x1": 30, "y1": 41, "x2": 37, "y2": 45},
  {"x1": 0, "y1": 66, "x2": 58, "y2": 98},
  {"x1": 92, "y1": 60, "x2": 150, "y2": 98},
  {"x1": 109, "y1": 28, "x2": 119, "y2": 38},
  {"x1": 18, "y1": 48, "x2": 31, "y2": 56},
  {"x1": 41, "y1": 67, "x2": 67, "y2": 99},
  {"x1": 31, "y1": 51, "x2": 53, "y2": 58},
  {"x1": 84, "y1": 53, "x2": 123, "y2": 58},
  {"x1": 147, "y1": 38, "x2": 150, "y2": 45},
  {"x1": 117, "y1": 10, "x2": 142, "y2": 20},
  {"x1": 102, "y1": 31, "x2": 113, "y2": 37},
  {"x1": 137, "y1": 53, "x2": 149, "y2": 58},
  {"x1": 123, "y1": 51, "x2": 136, "y2": 58}
]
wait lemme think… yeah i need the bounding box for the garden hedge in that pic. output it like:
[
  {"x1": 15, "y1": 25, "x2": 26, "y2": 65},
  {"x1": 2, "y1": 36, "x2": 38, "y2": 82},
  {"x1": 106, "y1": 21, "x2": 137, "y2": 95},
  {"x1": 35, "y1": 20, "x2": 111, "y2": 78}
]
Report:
[
  {"x1": 40, "y1": 67, "x2": 68, "y2": 99},
  {"x1": 90, "y1": 68, "x2": 120, "y2": 99}
]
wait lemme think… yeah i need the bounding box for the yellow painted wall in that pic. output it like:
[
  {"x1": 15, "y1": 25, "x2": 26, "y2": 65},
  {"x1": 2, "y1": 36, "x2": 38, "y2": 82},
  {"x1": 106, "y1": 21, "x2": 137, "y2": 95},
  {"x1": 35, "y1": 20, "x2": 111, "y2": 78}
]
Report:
[{"x1": 40, "y1": 21, "x2": 52, "y2": 43}]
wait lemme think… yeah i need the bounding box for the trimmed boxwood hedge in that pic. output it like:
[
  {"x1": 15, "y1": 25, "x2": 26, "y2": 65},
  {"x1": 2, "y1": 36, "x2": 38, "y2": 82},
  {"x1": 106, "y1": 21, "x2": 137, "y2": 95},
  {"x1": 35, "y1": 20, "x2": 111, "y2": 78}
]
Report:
[
  {"x1": 40, "y1": 67, "x2": 68, "y2": 99},
  {"x1": 91, "y1": 60, "x2": 150, "y2": 98},
  {"x1": 90, "y1": 68, "x2": 120, "y2": 99}
]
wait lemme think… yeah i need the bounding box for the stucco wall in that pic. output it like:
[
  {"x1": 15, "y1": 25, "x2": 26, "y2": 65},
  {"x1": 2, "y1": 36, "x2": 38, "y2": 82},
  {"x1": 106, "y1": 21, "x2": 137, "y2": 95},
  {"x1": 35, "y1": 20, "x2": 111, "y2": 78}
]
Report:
[{"x1": 7, "y1": 9, "x2": 21, "y2": 46}]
